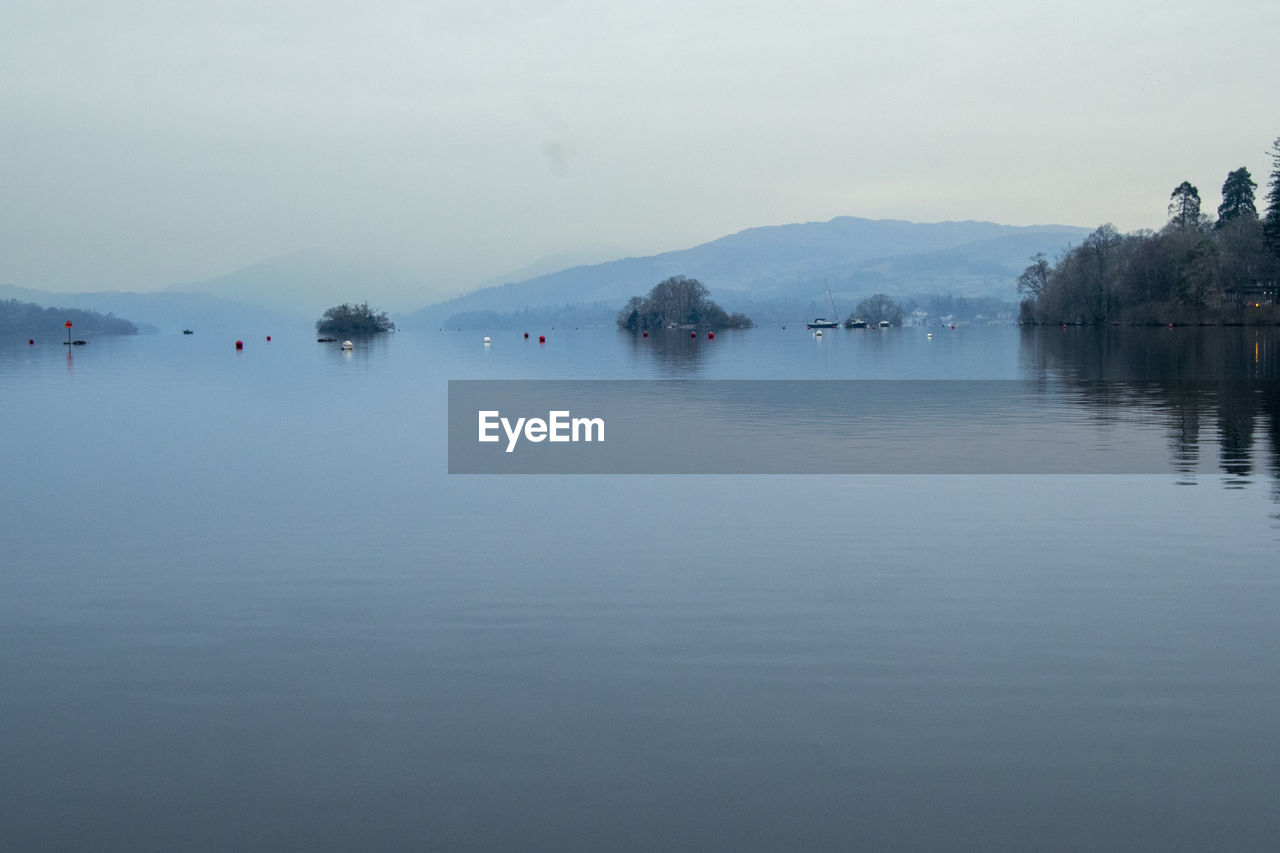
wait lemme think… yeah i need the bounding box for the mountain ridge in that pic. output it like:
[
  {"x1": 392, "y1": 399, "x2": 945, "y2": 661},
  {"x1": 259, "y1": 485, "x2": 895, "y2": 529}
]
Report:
[
  {"x1": 405, "y1": 216, "x2": 1090, "y2": 326},
  {"x1": 0, "y1": 283, "x2": 299, "y2": 335},
  {"x1": 3, "y1": 216, "x2": 1092, "y2": 332}
]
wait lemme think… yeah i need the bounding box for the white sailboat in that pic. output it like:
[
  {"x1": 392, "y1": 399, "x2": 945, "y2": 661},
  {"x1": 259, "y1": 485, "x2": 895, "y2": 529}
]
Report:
[{"x1": 808, "y1": 281, "x2": 840, "y2": 329}]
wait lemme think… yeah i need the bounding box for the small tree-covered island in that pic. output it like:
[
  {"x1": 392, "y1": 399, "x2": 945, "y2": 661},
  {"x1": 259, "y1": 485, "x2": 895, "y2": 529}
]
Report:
[
  {"x1": 1018, "y1": 136, "x2": 1280, "y2": 325},
  {"x1": 616, "y1": 276, "x2": 752, "y2": 331},
  {"x1": 316, "y1": 302, "x2": 395, "y2": 335}
]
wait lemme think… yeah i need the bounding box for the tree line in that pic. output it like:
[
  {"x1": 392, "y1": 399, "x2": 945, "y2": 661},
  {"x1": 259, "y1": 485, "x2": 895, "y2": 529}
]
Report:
[
  {"x1": 1018, "y1": 136, "x2": 1280, "y2": 325},
  {"x1": 1, "y1": 299, "x2": 138, "y2": 336}
]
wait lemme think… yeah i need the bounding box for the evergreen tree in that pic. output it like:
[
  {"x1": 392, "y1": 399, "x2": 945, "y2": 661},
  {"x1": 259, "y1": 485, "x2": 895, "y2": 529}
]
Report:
[
  {"x1": 1265, "y1": 137, "x2": 1280, "y2": 257},
  {"x1": 1216, "y1": 167, "x2": 1257, "y2": 226},
  {"x1": 1168, "y1": 181, "x2": 1203, "y2": 230}
]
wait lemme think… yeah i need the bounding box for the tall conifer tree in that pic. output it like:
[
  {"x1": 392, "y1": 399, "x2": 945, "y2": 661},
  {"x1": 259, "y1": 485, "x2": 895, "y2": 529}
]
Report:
[
  {"x1": 1216, "y1": 167, "x2": 1257, "y2": 226},
  {"x1": 1264, "y1": 137, "x2": 1280, "y2": 256},
  {"x1": 1168, "y1": 181, "x2": 1202, "y2": 230}
]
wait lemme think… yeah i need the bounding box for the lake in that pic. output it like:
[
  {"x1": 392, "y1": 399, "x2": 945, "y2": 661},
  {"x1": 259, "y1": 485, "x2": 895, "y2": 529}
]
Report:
[{"x1": 2, "y1": 324, "x2": 1279, "y2": 851}]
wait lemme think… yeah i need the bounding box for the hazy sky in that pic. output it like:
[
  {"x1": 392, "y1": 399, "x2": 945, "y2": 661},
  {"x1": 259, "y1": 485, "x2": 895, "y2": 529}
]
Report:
[{"x1": 2, "y1": 0, "x2": 1277, "y2": 301}]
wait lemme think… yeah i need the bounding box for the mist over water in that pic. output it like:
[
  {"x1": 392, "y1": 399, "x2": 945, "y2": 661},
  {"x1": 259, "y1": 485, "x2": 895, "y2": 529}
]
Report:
[{"x1": 2, "y1": 326, "x2": 1278, "y2": 850}]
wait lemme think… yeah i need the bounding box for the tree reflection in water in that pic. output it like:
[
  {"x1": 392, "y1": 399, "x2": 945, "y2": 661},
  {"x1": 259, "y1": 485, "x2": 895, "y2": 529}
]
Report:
[
  {"x1": 1020, "y1": 326, "x2": 1280, "y2": 503},
  {"x1": 623, "y1": 328, "x2": 707, "y2": 375}
]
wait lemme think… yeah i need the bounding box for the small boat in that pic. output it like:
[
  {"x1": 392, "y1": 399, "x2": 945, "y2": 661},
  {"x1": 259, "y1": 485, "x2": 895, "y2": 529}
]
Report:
[
  {"x1": 182, "y1": 329, "x2": 193, "y2": 335},
  {"x1": 808, "y1": 280, "x2": 840, "y2": 329},
  {"x1": 879, "y1": 320, "x2": 891, "y2": 328},
  {"x1": 844, "y1": 317, "x2": 868, "y2": 329}
]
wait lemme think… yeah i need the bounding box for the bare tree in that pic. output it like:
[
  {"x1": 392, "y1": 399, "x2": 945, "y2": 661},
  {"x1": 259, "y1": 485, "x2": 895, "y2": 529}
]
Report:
[
  {"x1": 316, "y1": 302, "x2": 395, "y2": 335},
  {"x1": 1016, "y1": 253, "x2": 1052, "y2": 300}
]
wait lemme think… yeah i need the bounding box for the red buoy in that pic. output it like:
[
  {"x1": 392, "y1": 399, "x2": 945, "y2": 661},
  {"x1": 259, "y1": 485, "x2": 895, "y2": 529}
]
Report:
[
  {"x1": 266, "y1": 335, "x2": 271, "y2": 341},
  {"x1": 642, "y1": 331, "x2": 648, "y2": 338},
  {"x1": 235, "y1": 340, "x2": 243, "y2": 349},
  {"x1": 707, "y1": 332, "x2": 714, "y2": 339},
  {"x1": 539, "y1": 335, "x2": 545, "y2": 343},
  {"x1": 690, "y1": 331, "x2": 696, "y2": 338},
  {"x1": 524, "y1": 332, "x2": 529, "y2": 339},
  {"x1": 29, "y1": 339, "x2": 34, "y2": 345}
]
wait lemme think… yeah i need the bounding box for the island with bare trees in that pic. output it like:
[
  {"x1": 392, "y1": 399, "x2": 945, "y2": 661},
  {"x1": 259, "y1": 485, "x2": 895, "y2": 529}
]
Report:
[{"x1": 616, "y1": 276, "x2": 752, "y2": 332}]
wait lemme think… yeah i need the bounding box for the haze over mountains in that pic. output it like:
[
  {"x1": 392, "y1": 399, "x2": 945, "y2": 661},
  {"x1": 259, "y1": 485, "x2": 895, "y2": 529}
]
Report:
[
  {"x1": 410, "y1": 217, "x2": 1090, "y2": 327},
  {"x1": 0, "y1": 283, "x2": 300, "y2": 335},
  {"x1": 2, "y1": 217, "x2": 1089, "y2": 332}
]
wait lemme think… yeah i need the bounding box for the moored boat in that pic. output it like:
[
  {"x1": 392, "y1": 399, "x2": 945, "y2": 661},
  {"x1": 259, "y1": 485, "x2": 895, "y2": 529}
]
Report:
[{"x1": 809, "y1": 281, "x2": 840, "y2": 329}]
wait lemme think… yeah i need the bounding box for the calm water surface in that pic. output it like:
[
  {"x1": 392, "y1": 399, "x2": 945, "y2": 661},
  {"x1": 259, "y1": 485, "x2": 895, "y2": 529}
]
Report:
[{"x1": 2, "y1": 326, "x2": 1279, "y2": 851}]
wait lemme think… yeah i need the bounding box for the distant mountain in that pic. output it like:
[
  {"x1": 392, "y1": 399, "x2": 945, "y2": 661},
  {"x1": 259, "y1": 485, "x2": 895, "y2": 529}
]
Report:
[
  {"x1": 166, "y1": 251, "x2": 428, "y2": 319},
  {"x1": 2, "y1": 218, "x2": 1090, "y2": 334},
  {"x1": 402, "y1": 217, "x2": 1090, "y2": 327},
  {"x1": 0, "y1": 284, "x2": 295, "y2": 335},
  {"x1": 2, "y1": 297, "x2": 139, "y2": 336},
  {"x1": 471, "y1": 245, "x2": 632, "y2": 291}
]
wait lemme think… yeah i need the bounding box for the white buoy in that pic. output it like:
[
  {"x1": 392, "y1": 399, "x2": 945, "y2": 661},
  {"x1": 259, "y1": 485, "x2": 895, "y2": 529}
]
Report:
[
  {"x1": 341, "y1": 340, "x2": 353, "y2": 350},
  {"x1": 815, "y1": 329, "x2": 823, "y2": 337},
  {"x1": 483, "y1": 336, "x2": 491, "y2": 344},
  {"x1": 927, "y1": 332, "x2": 933, "y2": 339}
]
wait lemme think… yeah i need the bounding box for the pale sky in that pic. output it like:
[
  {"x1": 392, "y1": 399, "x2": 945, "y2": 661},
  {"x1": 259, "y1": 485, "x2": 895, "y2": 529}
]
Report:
[{"x1": 2, "y1": 0, "x2": 1277, "y2": 301}]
